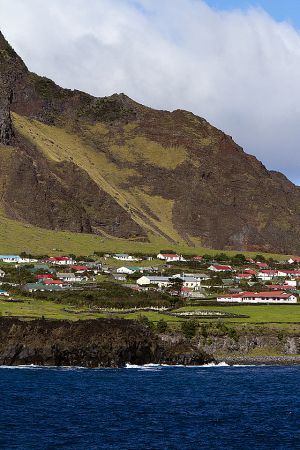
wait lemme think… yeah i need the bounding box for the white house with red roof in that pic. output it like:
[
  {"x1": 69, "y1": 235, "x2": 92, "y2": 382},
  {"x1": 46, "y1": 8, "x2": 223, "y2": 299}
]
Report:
[
  {"x1": 47, "y1": 256, "x2": 74, "y2": 266},
  {"x1": 35, "y1": 274, "x2": 54, "y2": 281},
  {"x1": 42, "y1": 279, "x2": 69, "y2": 287},
  {"x1": 257, "y1": 270, "x2": 278, "y2": 281},
  {"x1": 217, "y1": 291, "x2": 297, "y2": 304},
  {"x1": 208, "y1": 264, "x2": 233, "y2": 272},
  {"x1": 157, "y1": 253, "x2": 183, "y2": 262},
  {"x1": 277, "y1": 269, "x2": 300, "y2": 277},
  {"x1": 235, "y1": 273, "x2": 253, "y2": 281}
]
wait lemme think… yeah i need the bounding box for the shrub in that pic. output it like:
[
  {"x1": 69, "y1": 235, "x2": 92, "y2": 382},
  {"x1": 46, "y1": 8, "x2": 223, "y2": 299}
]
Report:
[
  {"x1": 156, "y1": 319, "x2": 168, "y2": 333},
  {"x1": 181, "y1": 319, "x2": 198, "y2": 338}
]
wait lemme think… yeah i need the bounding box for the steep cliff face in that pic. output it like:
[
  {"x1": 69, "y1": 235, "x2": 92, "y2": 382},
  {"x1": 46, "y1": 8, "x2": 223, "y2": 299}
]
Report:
[
  {"x1": 0, "y1": 31, "x2": 300, "y2": 252},
  {"x1": 0, "y1": 318, "x2": 212, "y2": 368}
]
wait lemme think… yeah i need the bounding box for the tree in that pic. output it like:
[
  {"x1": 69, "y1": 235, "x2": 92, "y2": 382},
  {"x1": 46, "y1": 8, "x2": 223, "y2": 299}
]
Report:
[{"x1": 167, "y1": 277, "x2": 183, "y2": 297}]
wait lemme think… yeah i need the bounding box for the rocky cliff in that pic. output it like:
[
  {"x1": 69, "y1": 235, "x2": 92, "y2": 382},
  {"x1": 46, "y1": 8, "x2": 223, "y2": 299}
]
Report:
[
  {"x1": 0, "y1": 31, "x2": 300, "y2": 253},
  {"x1": 0, "y1": 317, "x2": 212, "y2": 368}
]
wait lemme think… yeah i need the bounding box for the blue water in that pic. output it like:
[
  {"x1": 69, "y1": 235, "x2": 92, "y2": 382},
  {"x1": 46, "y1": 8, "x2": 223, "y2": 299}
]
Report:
[{"x1": 0, "y1": 365, "x2": 300, "y2": 450}]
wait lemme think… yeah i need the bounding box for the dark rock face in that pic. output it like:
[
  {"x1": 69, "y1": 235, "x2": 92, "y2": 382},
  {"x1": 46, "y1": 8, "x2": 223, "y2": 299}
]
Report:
[
  {"x1": 0, "y1": 30, "x2": 300, "y2": 252},
  {"x1": 0, "y1": 318, "x2": 212, "y2": 368},
  {"x1": 0, "y1": 32, "x2": 27, "y2": 144}
]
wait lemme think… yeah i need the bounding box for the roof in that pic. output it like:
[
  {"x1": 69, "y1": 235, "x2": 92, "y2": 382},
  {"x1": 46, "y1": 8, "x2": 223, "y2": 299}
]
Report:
[
  {"x1": 210, "y1": 265, "x2": 232, "y2": 270},
  {"x1": 256, "y1": 262, "x2": 269, "y2": 267},
  {"x1": 192, "y1": 256, "x2": 203, "y2": 260},
  {"x1": 0, "y1": 255, "x2": 20, "y2": 259},
  {"x1": 70, "y1": 266, "x2": 88, "y2": 271},
  {"x1": 242, "y1": 291, "x2": 292, "y2": 298},
  {"x1": 159, "y1": 253, "x2": 179, "y2": 257},
  {"x1": 48, "y1": 256, "x2": 72, "y2": 261},
  {"x1": 244, "y1": 269, "x2": 257, "y2": 275},
  {"x1": 180, "y1": 276, "x2": 199, "y2": 282},
  {"x1": 24, "y1": 283, "x2": 64, "y2": 291},
  {"x1": 141, "y1": 276, "x2": 170, "y2": 282},
  {"x1": 43, "y1": 279, "x2": 67, "y2": 285},
  {"x1": 35, "y1": 274, "x2": 54, "y2": 279},
  {"x1": 259, "y1": 270, "x2": 278, "y2": 274},
  {"x1": 221, "y1": 291, "x2": 294, "y2": 299},
  {"x1": 268, "y1": 285, "x2": 296, "y2": 290},
  {"x1": 114, "y1": 254, "x2": 129, "y2": 257}
]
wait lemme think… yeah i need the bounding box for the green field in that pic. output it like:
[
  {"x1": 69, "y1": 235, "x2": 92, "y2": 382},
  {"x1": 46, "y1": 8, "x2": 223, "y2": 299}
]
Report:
[
  {"x1": 1, "y1": 297, "x2": 300, "y2": 329},
  {"x1": 174, "y1": 305, "x2": 300, "y2": 324}
]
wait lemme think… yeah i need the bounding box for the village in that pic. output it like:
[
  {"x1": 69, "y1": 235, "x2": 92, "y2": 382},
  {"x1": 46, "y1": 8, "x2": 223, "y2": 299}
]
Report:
[{"x1": 0, "y1": 251, "x2": 299, "y2": 306}]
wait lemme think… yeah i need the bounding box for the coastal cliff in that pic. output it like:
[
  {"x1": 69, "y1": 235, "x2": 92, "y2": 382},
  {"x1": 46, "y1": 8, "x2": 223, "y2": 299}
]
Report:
[{"x1": 0, "y1": 317, "x2": 213, "y2": 367}]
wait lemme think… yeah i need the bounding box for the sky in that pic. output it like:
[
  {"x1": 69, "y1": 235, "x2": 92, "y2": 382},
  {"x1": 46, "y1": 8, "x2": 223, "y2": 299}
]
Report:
[{"x1": 0, "y1": 0, "x2": 299, "y2": 185}]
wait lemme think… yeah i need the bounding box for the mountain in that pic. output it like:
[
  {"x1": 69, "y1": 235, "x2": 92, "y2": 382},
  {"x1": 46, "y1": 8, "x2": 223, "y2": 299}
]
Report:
[{"x1": 0, "y1": 31, "x2": 300, "y2": 254}]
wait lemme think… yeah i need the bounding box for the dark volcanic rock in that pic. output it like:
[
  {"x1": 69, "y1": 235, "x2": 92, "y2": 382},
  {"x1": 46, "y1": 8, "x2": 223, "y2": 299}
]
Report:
[{"x1": 0, "y1": 317, "x2": 212, "y2": 368}]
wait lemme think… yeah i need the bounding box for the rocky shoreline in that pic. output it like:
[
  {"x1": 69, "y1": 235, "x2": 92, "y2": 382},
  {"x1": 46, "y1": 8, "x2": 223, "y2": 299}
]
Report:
[
  {"x1": 0, "y1": 317, "x2": 213, "y2": 368},
  {"x1": 1, "y1": 317, "x2": 299, "y2": 368},
  {"x1": 219, "y1": 355, "x2": 300, "y2": 366}
]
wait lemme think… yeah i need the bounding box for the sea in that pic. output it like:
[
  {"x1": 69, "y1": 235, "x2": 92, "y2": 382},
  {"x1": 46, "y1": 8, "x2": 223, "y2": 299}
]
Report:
[{"x1": 0, "y1": 364, "x2": 299, "y2": 450}]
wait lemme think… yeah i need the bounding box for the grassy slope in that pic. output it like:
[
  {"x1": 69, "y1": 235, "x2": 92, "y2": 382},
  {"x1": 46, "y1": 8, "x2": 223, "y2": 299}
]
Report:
[
  {"x1": 0, "y1": 113, "x2": 292, "y2": 258},
  {"x1": 12, "y1": 113, "x2": 182, "y2": 242},
  {"x1": 0, "y1": 210, "x2": 291, "y2": 258}
]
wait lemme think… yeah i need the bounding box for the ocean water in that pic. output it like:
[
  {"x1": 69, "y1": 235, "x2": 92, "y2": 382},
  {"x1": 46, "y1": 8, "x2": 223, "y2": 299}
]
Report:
[{"x1": 0, "y1": 364, "x2": 299, "y2": 450}]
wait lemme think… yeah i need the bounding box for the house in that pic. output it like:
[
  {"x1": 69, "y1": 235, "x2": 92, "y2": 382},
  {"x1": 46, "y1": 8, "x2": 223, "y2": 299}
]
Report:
[
  {"x1": 180, "y1": 287, "x2": 192, "y2": 298},
  {"x1": 35, "y1": 274, "x2": 54, "y2": 281},
  {"x1": 235, "y1": 273, "x2": 253, "y2": 281},
  {"x1": 0, "y1": 290, "x2": 9, "y2": 297},
  {"x1": 217, "y1": 291, "x2": 297, "y2": 304},
  {"x1": 157, "y1": 253, "x2": 183, "y2": 262},
  {"x1": 257, "y1": 270, "x2": 278, "y2": 281},
  {"x1": 277, "y1": 270, "x2": 300, "y2": 278},
  {"x1": 70, "y1": 265, "x2": 89, "y2": 273},
  {"x1": 112, "y1": 273, "x2": 127, "y2": 282},
  {"x1": 18, "y1": 257, "x2": 38, "y2": 263},
  {"x1": 23, "y1": 283, "x2": 66, "y2": 293},
  {"x1": 136, "y1": 276, "x2": 171, "y2": 288},
  {"x1": 182, "y1": 273, "x2": 209, "y2": 281},
  {"x1": 0, "y1": 270, "x2": 5, "y2": 278},
  {"x1": 56, "y1": 273, "x2": 78, "y2": 283},
  {"x1": 116, "y1": 266, "x2": 138, "y2": 275},
  {"x1": 179, "y1": 275, "x2": 202, "y2": 289},
  {"x1": 47, "y1": 256, "x2": 74, "y2": 266},
  {"x1": 42, "y1": 279, "x2": 69, "y2": 288},
  {"x1": 244, "y1": 269, "x2": 257, "y2": 275},
  {"x1": 0, "y1": 255, "x2": 21, "y2": 263},
  {"x1": 208, "y1": 265, "x2": 233, "y2": 272},
  {"x1": 113, "y1": 254, "x2": 138, "y2": 261},
  {"x1": 267, "y1": 285, "x2": 297, "y2": 291},
  {"x1": 288, "y1": 257, "x2": 300, "y2": 264},
  {"x1": 256, "y1": 262, "x2": 269, "y2": 269},
  {"x1": 191, "y1": 256, "x2": 203, "y2": 261}
]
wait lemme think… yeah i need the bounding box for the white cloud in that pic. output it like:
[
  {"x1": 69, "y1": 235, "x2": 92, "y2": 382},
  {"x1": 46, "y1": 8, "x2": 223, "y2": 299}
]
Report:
[{"x1": 0, "y1": 0, "x2": 299, "y2": 184}]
